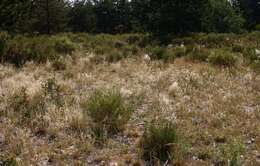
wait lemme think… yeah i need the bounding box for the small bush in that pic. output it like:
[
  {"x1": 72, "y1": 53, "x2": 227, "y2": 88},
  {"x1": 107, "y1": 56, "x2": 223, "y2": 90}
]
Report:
[
  {"x1": 140, "y1": 120, "x2": 180, "y2": 165},
  {"x1": 148, "y1": 46, "x2": 175, "y2": 62},
  {"x1": 208, "y1": 49, "x2": 236, "y2": 67},
  {"x1": 54, "y1": 36, "x2": 76, "y2": 55},
  {"x1": 82, "y1": 90, "x2": 133, "y2": 141}
]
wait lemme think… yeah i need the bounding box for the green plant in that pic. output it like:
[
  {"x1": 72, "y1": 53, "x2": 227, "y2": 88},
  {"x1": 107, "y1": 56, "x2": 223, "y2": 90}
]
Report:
[
  {"x1": 148, "y1": 46, "x2": 175, "y2": 62},
  {"x1": 82, "y1": 90, "x2": 133, "y2": 141},
  {"x1": 140, "y1": 120, "x2": 179, "y2": 165},
  {"x1": 208, "y1": 49, "x2": 236, "y2": 67},
  {"x1": 54, "y1": 36, "x2": 76, "y2": 55}
]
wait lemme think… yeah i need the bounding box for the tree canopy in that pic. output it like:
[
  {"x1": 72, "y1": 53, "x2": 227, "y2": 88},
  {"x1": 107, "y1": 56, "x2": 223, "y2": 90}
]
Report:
[{"x1": 0, "y1": 0, "x2": 259, "y2": 35}]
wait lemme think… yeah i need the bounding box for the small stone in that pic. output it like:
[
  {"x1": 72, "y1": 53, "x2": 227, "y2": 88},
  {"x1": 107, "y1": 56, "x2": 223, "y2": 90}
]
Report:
[
  {"x1": 168, "y1": 82, "x2": 180, "y2": 96},
  {"x1": 143, "y1": 54, "x2": 151, "y2": 62},
  {"x1": 255, "y1": 49, "x2": 260, "y2": 56}
]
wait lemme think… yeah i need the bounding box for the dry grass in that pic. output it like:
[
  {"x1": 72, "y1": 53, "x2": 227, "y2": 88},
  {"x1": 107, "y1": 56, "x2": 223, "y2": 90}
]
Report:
[{"x1": 0, "y1": 33, "x2": 260, "y2": 165}]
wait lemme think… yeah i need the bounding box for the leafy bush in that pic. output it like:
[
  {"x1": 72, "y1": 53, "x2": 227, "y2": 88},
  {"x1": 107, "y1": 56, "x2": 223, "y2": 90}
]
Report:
[
  {"x1": 140, "y1": 120, "x2": 180, "y2": 165},
  {"x1": 82, "y1": 90, "x2": 133, "y2": 141},
  {"x1": 54, "y1": 36, "x2": 76, "y2": 55},
  {"x1": 208, "y1": 49, "x2": 236, "y2": 67}
]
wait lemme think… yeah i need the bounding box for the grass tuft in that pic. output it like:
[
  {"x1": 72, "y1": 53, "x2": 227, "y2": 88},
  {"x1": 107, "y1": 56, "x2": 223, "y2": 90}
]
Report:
[{"x1": 82, "y1": 89, "x2": 134, "y2": 141}]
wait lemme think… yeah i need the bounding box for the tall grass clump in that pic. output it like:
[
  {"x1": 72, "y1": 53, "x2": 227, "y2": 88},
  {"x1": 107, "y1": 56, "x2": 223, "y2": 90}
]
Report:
[
  {"x1": 208, "y1": 49, "x2": 237, "y2": 67},
  {"x1": 82, "y1": 90, "x2": 134, "y2": 141},
  {"x1": 140, "y1": 120, "x2": 184, "y2": 165}
]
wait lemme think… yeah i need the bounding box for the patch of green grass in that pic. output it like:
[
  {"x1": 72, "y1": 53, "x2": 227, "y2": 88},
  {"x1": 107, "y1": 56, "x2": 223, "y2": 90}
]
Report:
[{"x1": 82, "y1": 89, "x2": 134, "y2": 142}]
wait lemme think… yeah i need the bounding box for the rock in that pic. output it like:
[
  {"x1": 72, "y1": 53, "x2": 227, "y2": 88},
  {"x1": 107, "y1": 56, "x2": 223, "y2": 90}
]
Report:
[
  {"x1": 143, "y1": 54, "x2": 151, "y2": 62},
  {"x1": 168, "y1": 82, "x2": 180, "y2": 96},
  {"x1": 255, "y1": 49, "x2": 260, "y2": 56}
]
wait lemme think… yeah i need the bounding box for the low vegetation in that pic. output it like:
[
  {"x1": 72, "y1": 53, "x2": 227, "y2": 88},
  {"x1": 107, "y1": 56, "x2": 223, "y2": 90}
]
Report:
[
  {"x1": 140, "y1": 120, "x2": 184, "y2": 165},
  {"x1": 0, "y1": 32, "x2": 260, "y2": 165},
  {"x1": 82, "y1": 90, "x2": 134, "y2": 142}
]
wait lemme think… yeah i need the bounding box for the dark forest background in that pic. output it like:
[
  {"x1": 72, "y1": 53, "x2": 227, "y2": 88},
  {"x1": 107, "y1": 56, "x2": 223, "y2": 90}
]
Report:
[{"x1": 0, "y1": 0, "x2": 260, "y2": 36}]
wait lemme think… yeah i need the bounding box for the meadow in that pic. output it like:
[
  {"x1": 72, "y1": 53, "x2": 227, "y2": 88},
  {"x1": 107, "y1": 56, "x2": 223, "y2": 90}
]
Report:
[{"x1": 0, "y1": 32, "x2": 260, "y2": 165}]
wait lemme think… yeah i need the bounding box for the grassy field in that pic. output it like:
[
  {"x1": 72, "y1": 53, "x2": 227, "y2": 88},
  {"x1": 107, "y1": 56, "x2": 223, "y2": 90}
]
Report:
[{"x1": 0, "y1": 32, "x2": 260, "y2": 165}]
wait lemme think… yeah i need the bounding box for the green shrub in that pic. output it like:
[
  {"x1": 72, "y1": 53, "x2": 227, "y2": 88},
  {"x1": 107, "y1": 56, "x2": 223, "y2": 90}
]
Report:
[
  {"x1": 208, "y1": 49, "x2": 237, "y2": 67},
  {"x1": 243, "y1": 47, "x2": 258, "y2": 62},
  {"x1": 140, "y1": 120, "x2": 180, "y2": 165},
  {"x1": 148, "y1": 46, "x2": 175, "y2": 62},
  {"x1": 82, "y1": 90, "x2": 133, "y2": 141},
  {"x1": 54, "y1": 36, "x2": 76, "y2": 55}
]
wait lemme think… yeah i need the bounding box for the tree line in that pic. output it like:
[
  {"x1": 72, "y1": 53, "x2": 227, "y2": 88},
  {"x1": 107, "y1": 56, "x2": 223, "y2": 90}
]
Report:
[{"x1": 0, "y1": 0, "x2": 259, "y2": 35}]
